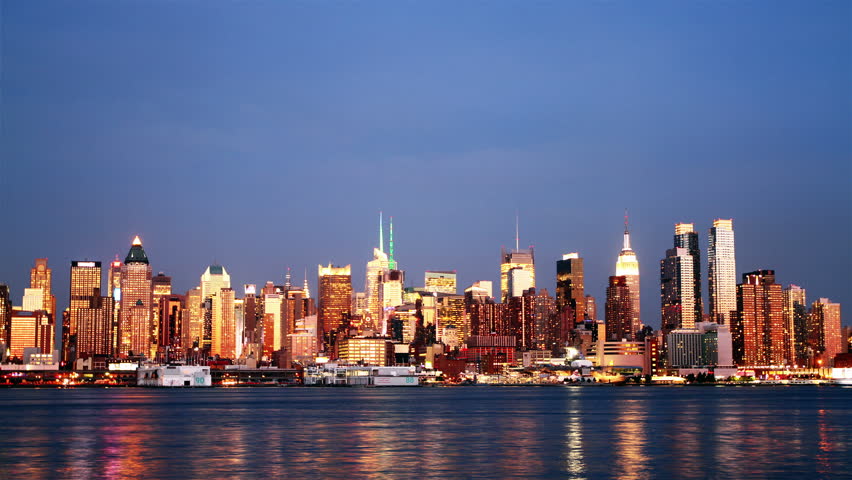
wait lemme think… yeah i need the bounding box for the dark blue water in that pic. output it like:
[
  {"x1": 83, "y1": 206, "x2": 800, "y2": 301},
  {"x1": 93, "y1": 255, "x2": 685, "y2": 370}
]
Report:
[{"x1": 0, "y1": 386, "x2": 849, "y2": 479}]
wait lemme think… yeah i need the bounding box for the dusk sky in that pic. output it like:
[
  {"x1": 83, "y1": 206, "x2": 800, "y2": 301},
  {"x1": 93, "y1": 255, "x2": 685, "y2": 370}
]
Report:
[{"x1": 1, "y1": 1, "x2": 850, "y2": 328}]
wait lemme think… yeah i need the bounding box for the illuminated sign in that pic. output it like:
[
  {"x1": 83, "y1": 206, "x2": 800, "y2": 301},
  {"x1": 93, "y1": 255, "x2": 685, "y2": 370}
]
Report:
[
  {"x1": 244, "y1": 284, "x2": 256, "y2": 295},
  {"x1": 77, "y1": 262, "x2": 97, "y2": 268},
  {"x1": 108, "y1": 363, "x2": 138, "y2": 371}
]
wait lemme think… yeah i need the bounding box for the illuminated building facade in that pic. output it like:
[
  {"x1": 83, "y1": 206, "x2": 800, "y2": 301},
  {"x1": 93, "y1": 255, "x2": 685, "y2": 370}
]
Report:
[
  {"x1": 119, "y1": 236, "x2": 153, "y2": 357},
  {"x1": 243, "y1": 284, "x2": 260, "y2": 345},
  {"x1": 365, "y1": 248, "x2": 389, "y2": 327},
  {"x1": 211, "y1": 287, "x2": 236, "y2": 358},
  {"x1": 585, "y1": 294, "x2": 597, "y2": 321},
  {"x1": 500, "y1": 247, "x2": 535, "y2": 303},
  {"x1": 337, "y1": 337, "x2": 394, "y2": 366},
  {"x1": 318, "y1": 264, "x2": 352, "y2": 342},
  {"x1": 107, "y1": 259, "x2": 122, "y2": 353},
  {"x1": 556, "y1": 253, "x2": 585, "y2": 325},
  {"x1": 674, "y1": 223, "x2": 703, "y2": 320},
  {"x1": 605, "y1": 276, "x2": 634, "y2": 341},
  {"x1": 8, "y1": 310, "x2": 54, "y2": 359},
  {"x1": 508, "y1": 267, "x2": 533, "y2": 298},
  {"x1": 615, "y1": 218, "x2": 640, "y2": 332},
  {"x1": 30, "y1": 258, "x2": 56, "y2": 315},
  {"x1": 733, "y1": 270, "x2": 786, "y2": 366},
  {"x1": 810, "y1": 298, "x2": 842, "y2": 367},
  {"x1": 183, "y1": 287, "x2": 203, "y2": 350},
  {"x1": 660, "y1": 247, "x2": 696, "y2": 332},
  {"x1": 425, "y1": 271, "x2": 457, "y2": 294},
  {"x1": 0, "y1": 284, "x2": 11, "y2": 345},
  {"x1": 151, "y1": 272, "x2": 171, "y2": 353},
  {"x1": 200, "y1": 265, "x2": 231, "y2": 301},
  {"x1": 709, "y1": 219, "x2": 737, "y2": 324},
  {"x1": 783, "y1": 284, "x2": 807, "y2": 363},
  {"x1": 263, "y1": 293, "x2": 282, "y2": 355},
  {"x1": 22, "y1": 288, "x2": 44, "y2": 312},
  {"x1": 70, "y1": 261, "x2": 114, "y2": 356}
]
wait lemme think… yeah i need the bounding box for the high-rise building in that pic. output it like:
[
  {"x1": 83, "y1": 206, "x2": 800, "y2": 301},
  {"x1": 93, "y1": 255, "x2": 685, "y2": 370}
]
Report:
[
  {"x1": 243, "y1": 284, "x2": 260, "y2": 345},
  {"x1": 674, "y1": 223, "x2": 703, "y2": 320},
  {"x1": 8, "y1": 310, "x2": 54, "y2": 359},
  {"x1": 200, "y1": 265, "x2": 231, "y2": 301},
  {"x1": 365, "y1": 248, "x2": 390, "y2": 327},
  {"x1": 70, "y1": 261, "x2": 114, "y2": 357},
  {"x1": 500, "y1": 248, "x2": 535, "y2": 303},
  {"x1": 263, "y1": 293, "x2": 282, "y2": 356},
  {"x1": 585, "y1": 294, "x2": 597, "y2": 321},
  {"x1": 605, "y1": 276, "x2": 633, "y2": 341},
  {"x1": 783, "y1": 284, "x2": 807, "y2": 364},
  {"x1": 211, "y1": 287, "x2": 236, "y2": 358},
  {"x1": 709, "y1": 219, "x2": 737, "y2": 325},
  {"x1": 425, "y1": 271, "x2": 457, "y2": 294},
  {"x1": 810, "y1": 298, "x2": 842, "y2": 367},
  {"x1": 183, "y1": 287, "x2": 203, "y2": 351},
  {"x1": 30, "y1": 258, "x2": 56, "y2": 315},
  {"x1": 107, "y1": 258, "x2": 122, "y2": 353},
  {"x1": 22, "y1": 288, "x2": 44, "y2": 312},
  {"x1": 660, "y1": 247, "x2": 696, "y2": 332},
  {"x1": 615, "y1": 216, "x2": 640, "y2": 331},
  {"x1": 318, "y1": 264, "x2": 352, "y2": 343},
  {"x1": 0, "y1": 284, "x2": 12, "y2": 346},
  {"x1": 556, "y1": 253, "x2": 584, "y2": 325},
  {"x1": 119, "y1": 236, "x2": 153, "y2": 357},
  {"x1": 733, "y1": 270, "x2": 786, "y2": 366},
  {"x1": 507, "y1": 267, "x2": 534, "y2": 299}
]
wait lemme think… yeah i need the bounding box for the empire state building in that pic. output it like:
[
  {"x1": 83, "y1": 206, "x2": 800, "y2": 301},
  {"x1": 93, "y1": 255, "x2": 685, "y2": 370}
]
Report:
[{"x1": 615, "y1": 216, "x2": 640, "y2": 338}]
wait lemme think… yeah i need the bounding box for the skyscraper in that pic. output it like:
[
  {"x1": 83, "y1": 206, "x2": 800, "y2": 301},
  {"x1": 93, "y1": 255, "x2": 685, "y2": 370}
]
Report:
[
  {"x1": 0, "y1": 284, "x2": 12, "y2": 346},
  {"x1": 733, "y1": 270, "x2": 786, "y2": 366},
  {"x1": 584, "y1": 294, "x2": 597, "y2": 321},
  {"x1": 615, "y1": 215, "x2": 640, "y2": 332},
  {"x1": 425, "y1": 271, "x2": 457, "y2": 294},
  {"x1": 30, "y1": 258, "x2": 56, "y2": 315},
  {"x1": 660, "y1": 247, "x2": 696, "y2": 332},
  {"x1": 810, "y1": 298, "x2": 842, "y2": 367},
  {"x1": 199, "y1": 265, "x2": 231, "y2": 352},
  {"x1": 119, "y1": 236, "x2": 153, "y2": 357},
  {"x1": 709, "y1": 219, "x2": 737, "y2": 325},
  {"x1": 183, "y1": 287, "x2": 203, "y2": 350},
  {"x1": 500, "y1": 248, "x2": 535, "y2": 303},
  {"x1": 211, "y1": 287, "x2": 236, "y2": 358},
  {"x1": 555, "y1": 253, "x2": 584, "y2": 325},
  {"x1": 318, "y1": 264, "x2": 352, "y2": 344},
  {"x1": 674, "y1": 223, "x2": 703, "y2": 321},
  {"x1": 8, "y1": 310, "x2": 54, "y2": 359},
  {"x1": 783, "y1": 284, "x2": 807, "y2": 364},
  {"x1": 70, "y1": 261, "x2": 113, "y2": 357},
  {"x1": 605, "y1": 276, "x2": 633, "y2": 341},
  {"x1": 365, "y1": 248, "x2": 389, "y2": 327},
  {"x1": 107, "y1": 258, "x2": 122, "y2": 353}
]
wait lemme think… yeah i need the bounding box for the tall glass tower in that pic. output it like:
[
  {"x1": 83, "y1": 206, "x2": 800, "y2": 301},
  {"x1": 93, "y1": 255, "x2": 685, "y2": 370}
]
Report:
[{"x1": 708, "y1": 219, "x2": 737, "y2": 325}]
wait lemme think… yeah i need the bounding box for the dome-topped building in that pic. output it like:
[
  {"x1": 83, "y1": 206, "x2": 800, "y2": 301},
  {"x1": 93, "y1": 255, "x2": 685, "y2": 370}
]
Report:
[{"x1": 125, "y1": 236, "x2": 149, "y2": 265}]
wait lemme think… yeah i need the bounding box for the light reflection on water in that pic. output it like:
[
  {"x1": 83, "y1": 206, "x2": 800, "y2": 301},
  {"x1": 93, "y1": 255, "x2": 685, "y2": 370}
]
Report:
[{"x1": 0, "y1": 386, "x2": 850, "y2": 479}]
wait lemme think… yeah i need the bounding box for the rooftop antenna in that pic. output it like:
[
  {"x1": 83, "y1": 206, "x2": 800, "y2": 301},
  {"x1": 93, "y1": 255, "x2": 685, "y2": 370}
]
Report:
[
  {"x1": 515, "y1": 210, "x2": 520, "y2": 251},
  {"x1": 389, "y1": 216, "x2": 396, "y2": 270},
  {"x1": 379, "y1": 211, "x2": 384, "y2": 253}
]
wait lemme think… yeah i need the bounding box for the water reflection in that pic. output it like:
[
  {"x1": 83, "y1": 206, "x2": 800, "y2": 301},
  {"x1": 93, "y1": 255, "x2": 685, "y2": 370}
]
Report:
[{"x1": 0, "y1": 387, "x2": 849, "y2": 479}]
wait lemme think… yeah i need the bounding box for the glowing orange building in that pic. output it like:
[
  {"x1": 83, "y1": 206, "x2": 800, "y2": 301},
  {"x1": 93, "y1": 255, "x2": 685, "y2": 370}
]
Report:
[
  {"x1": 317, "y1": 264, "x2": 352, "y2": 344},
  {"x1": 733, "y1": 270, "x2": 786, "y2": 366},
  {"x1": 119, "y1": 236, "x2": 153, "y2": 357}
]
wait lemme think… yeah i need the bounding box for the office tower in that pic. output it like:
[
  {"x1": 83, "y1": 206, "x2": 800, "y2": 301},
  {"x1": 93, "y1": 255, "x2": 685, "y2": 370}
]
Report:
[
  {"x1": 507, "y1": 288, "x2": 557, "y2": 351},
  {"x1": 556, "y1": 253, "x2": 585, "y2": 325},
  {"x1": 243, "y1": 284, "x2": 259, "y2": 344},
  {"x1": 8, "y1": 310, "x2": 54, "y2": 359},
  {"x1": 425, "y1": 271, "x2": 457, "y2": 294},
  {"x1": 615, "y1": 215, "x2": 640, "y2": 331},
  {"x1": 388, "y1": 216, "x2": 398, "y2": 270},
  {"x1": 507, "y1": 267, "x2": 534, "y2": 299},
  {"x1": 605, "y1": 276, "x2": 633, "y2": 341},
  {"x1": 0, "y1": 284, "x2": 12, "y2": 345},
  {"x1": 318, "y1": 264, "x2": 353, "y2": 343},
  {"x1": 733, "y1": 270, "x2": 786, "y2": 366},
  {"x1": 183, "y1": 287, "x2": 203, "y2": 350},
  {"x1": 674, "y1": 223, "x2": 703, "y2": 320},
  {"x1": 501, "y1": 247, "x2": 535, "y2": 303},
  {"x1": 263, "y1": 292, "x2": 282, "y2": 356},
  {"x1": 660, "y1": 247, "x2": 696, "y2": 333},
  {"x1": 119, "y1": 236, "x2": 153, "y2": 357},
  {"x1": 200, "y1": 265, "x2": 231, "y2": 301},
  {"x1": 234, "y1": 298, "x2": 244, "y2": 358},
  {"x1": 365, "y1": 248, "x2": 389, "y2": 327},
  {"x1": 783, "y1": 285, "x2": 807, "y2": 364},
  {"x1": 30, "y1": 258, "x2": 56, "y2": 315},
  {"x1": 380, "y1": 270, "x2": 405, "y2": 334},
  {"x1": 810, "y1": 298, "x2": 842, "y2": 367},
  {"x1": 281, "y1": 281, "x2": 316, "y2": 343},
  {"x1": 107, "y1": 258, "x2": 122, "y2": 353},
  {"x1": 22, "y1": 288, "x2": 44, "y2": 311},
  {"x1": 211, "y1": 287, "x2": 236, "y2": 358},
  {"x1": 465, "y1": 281, "x2": 493, "y2": 302},
  {"x1": 150, "y1": 272, "x2": 171, "y2": 353},
  {"x1": 70, "y1": 261, "x2": 114, "y2": 356},
  {"x1": 709, "y1": 219, "x2": 737, "y2": 325},
  {"x1": 585, "y1": 295, "x2": 597, "y2": 321}
]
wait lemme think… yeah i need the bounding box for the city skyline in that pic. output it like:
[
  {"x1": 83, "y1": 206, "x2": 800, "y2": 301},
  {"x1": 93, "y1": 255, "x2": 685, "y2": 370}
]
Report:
[{"x1": 1, "y1": 2, "x2": 849, "y2": 330}]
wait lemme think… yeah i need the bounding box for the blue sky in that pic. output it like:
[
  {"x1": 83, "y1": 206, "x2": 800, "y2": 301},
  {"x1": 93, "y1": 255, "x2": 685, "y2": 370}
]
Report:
[{"x1": 1, "y1": 1, "x2": 850, "y2": 327}]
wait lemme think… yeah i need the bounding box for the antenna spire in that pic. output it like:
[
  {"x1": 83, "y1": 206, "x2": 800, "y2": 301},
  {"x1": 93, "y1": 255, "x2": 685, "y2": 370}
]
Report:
[
  {"x1": 389, "y1": 216, "x2": 396, "y2": 270},
  {"x1": 515, "y1": 210, "x2": 520, "y2": 251},
  {"x1": 379, "y1": 211, "x2": 384, "y2": 253},
  {"x1": 623, "y1": 209, "x2": 632, "y2": 251}
]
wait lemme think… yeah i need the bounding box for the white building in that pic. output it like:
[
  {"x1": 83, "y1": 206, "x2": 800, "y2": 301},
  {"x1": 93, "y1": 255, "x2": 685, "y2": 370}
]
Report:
[
  {"x1": 137, "y1": 365, "x2": 211, "y2": 387},
  {"x1": 708, "y1": 219, "x2": 737, "y2": 324}
]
